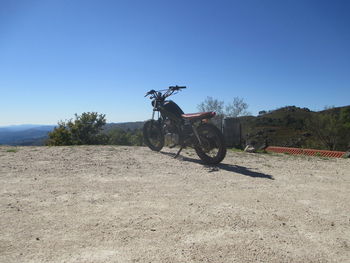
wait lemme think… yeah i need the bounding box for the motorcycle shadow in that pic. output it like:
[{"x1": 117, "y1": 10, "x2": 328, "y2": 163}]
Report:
[{"x1": 160, "y1": 151, "x2": 274, "y2": 180}]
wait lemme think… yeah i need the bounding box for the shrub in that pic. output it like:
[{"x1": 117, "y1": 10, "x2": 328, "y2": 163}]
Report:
[{"x1": 47, "y1": 112, "x2": 108, "y2": 146}]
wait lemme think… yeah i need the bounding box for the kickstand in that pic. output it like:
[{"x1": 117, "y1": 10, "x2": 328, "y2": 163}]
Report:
[{"x1": 174, "y1": 146, "x2": 183, "y2": 158}]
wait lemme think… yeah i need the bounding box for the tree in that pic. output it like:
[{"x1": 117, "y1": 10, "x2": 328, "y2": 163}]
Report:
[
  {"x1": 305, "y1": 107, "x2": 350, "y2": 151},
  {"x1": 197, "y1": 96, "x2": 250, "y2": 118},
  {"x1": 306, "y1": 113, "x2": 342, "y2": 150},
  {"x1": 225, "y1": 97, "x2": 250, "y2": 117},
  {"x1": 47, "y1": 112, "x2": 107, "y2": 146},
  {"x1": 197, "y1": 96, "x2": 224, "y2": 116},
  {"x1": 340, "y1": 107, "x2": 350, "y2": 129},
  {"x1": 339, "y1": 108, "x2": 350, "y2": 149},
  {"x1": 197, "y1": 97, "x2": 225, "y2": 129}
]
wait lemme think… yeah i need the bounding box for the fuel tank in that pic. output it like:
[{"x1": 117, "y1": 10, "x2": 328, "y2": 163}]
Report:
[{"x1": 161, "y1": 100, "x2": 184, "y2": 120}]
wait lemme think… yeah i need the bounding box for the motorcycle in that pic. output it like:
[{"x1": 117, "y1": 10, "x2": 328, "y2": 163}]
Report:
[{"x1": 143, "y1": 86, "x2": 226, "y2": 164}]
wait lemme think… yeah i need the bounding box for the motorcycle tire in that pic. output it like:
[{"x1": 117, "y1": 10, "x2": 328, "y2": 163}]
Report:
[
  {"x1": 143, "y1": 120, "x2": 164, "y2": 151},
  {"x1": 194, "y1": 123, "x2": 226, "y2": 165}
]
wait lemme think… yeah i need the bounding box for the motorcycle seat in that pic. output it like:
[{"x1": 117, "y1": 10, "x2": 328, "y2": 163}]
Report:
[{"x1": 181, "y1": 112, "x2": 216, "y2": 120}]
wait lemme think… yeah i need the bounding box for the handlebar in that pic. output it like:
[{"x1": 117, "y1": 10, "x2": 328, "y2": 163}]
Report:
[
  {"x1": 169, "y1": 85, "x2": 186, "y2": 91},
  {"x1": 144, "y1": 85, "x2": 186, "y2": 97},
  {"x1": 144, "y1": 89, "x2": 156, "y2": 97}
]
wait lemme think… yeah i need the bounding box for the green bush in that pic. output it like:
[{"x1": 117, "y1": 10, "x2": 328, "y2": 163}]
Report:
[{"x1": 47, "y1": 112, "x2": 108, "y2": 146}]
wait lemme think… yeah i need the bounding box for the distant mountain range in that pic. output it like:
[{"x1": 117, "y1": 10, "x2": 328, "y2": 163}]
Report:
[
  {"x1": 0, "y1": 125, "x2": 56, "y2": 146},
  {"x1": 0, "y1": 124, "x2": 53, "y2": 132},
  {"x1": 0, "y1": 122, "x2": 145, "y2": 146}
]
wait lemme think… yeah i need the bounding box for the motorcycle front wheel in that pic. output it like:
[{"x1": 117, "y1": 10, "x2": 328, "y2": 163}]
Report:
[
  {"x1": 194, "y1": 123, "x2": 226, "y2": 165},
  {"x1": 143, "y1": 120, "x2": 164, "y2": 151}
]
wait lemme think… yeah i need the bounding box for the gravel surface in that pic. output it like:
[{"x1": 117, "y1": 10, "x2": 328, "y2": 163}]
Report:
[{"x1": 0, "y1": 145, "x2": 349, "y2": 263}]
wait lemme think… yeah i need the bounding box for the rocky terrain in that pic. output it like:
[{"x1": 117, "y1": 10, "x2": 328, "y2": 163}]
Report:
[{"x1": 1, "y1": 146, "x2": 349, "y2": 262}]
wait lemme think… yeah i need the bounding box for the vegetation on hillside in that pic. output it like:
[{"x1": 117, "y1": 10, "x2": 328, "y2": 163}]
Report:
[
  {"x1": 45, "y1": 105, "x2": 350, "y2": 152},
  {"x1": 240, "y1": 105, "x2": 350, "y2": 151},
  {"x1": 305, "y1": 107, "x2": 350, "y2": 150},
  {"x1": 108, "y1": 128, "x2": 143, "y2": 146}
]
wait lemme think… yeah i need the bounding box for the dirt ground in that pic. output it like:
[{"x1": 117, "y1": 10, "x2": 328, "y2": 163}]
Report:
[{"x1": 0, "y1": 145, "x2": 349, "y2": 263}]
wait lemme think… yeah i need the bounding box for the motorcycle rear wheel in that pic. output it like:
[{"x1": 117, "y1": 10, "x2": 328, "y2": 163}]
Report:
[
  {"x1": 143, "y1": 120, "x2": 164, "y2": 151},
  {"x1": 194, "y1": 123, "x2": 226, "y2": 165}
]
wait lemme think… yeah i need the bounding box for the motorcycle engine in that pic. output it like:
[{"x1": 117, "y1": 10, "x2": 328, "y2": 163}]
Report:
[
  {"x1": 163, "y1": 120, "x2": 179, "y2": 147},
  {"x1": 165, "y1": 133, "x2": 179, "y2": 147}
]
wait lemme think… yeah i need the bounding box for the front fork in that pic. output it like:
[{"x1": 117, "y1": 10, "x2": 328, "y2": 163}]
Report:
[
  {"x1": 150, "y1": 107, "x2": 161, "y2": 130},
  {"x1": 151, "y1": 104, "x2": 161, "y2": 121}
]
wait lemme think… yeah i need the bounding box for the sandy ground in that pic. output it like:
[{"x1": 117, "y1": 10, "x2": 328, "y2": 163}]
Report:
[{"x1": 0, "y1": 145, "x2": 349, "y2": 263}]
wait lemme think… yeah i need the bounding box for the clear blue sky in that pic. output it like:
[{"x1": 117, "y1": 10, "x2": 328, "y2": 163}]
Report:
[{"x1": 1, "y1": 0, "x2": 349, "y2": 125}]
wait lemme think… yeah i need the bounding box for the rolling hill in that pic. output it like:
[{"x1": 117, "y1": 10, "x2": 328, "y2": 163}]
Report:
[{"x1": 238, "y1": 105, "x2": 350, "y2": 151}]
